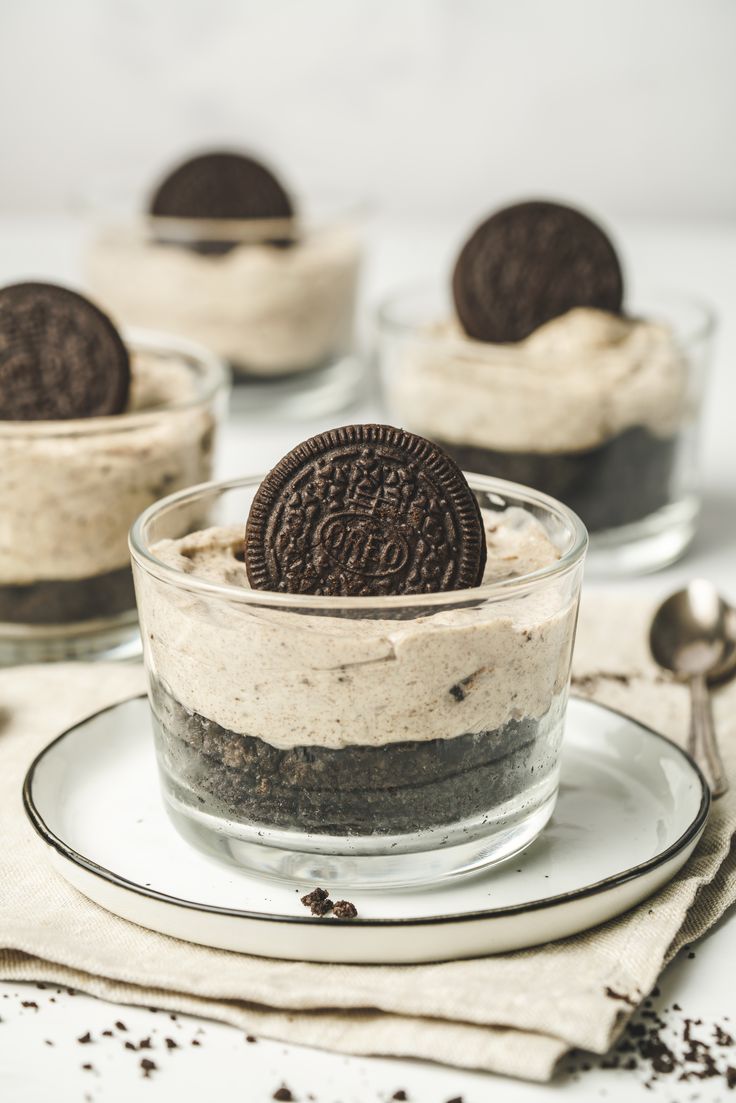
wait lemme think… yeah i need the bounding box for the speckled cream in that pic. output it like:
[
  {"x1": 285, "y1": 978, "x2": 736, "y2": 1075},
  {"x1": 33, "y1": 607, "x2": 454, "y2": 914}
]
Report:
[
  {"x1": 136, "y1": 508, "x2": 579, "y2": 751},
  {"x1": 0, "y1": 353, "x2": 219, "y2": 584},
  {"x1": 387, "y1": 308, "x2": 688, "y2": 453},
  {"x1": 87, "y1": 220, "x2": 362, "y2": 376}
]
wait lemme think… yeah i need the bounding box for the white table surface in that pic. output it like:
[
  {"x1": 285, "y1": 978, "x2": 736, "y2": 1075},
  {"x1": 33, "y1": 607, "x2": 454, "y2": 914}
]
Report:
[{"x1": 0, "y1": 214, "x2": 735, "y2": 1102}]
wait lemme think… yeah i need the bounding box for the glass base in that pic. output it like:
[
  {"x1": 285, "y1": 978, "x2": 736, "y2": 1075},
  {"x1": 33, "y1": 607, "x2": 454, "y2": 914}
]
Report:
[
  {"x1": 585, "y1": 496, "x2": 699, "y2": 577},
  {"x1": 0, "y1": 613, "x2": 142, "y2": 665},
  {"x1": 229, "y1": 353, "x2": 365, "y2": 420},
  {"x1": 161, "y1": 773, "x2": 559, "y2": 889}
]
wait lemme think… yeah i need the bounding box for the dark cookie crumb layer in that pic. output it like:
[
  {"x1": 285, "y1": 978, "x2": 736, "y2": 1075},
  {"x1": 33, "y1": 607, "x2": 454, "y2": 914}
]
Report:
[
  {"x1": 0, "y1": 565, "x2": 135, "y2": 625},
  {"x1": 151, "y1": 680, "x2": 553, "y2": 835},
  {"x1": 435, "y1": 425, "x2": 677, "y2": 533}
]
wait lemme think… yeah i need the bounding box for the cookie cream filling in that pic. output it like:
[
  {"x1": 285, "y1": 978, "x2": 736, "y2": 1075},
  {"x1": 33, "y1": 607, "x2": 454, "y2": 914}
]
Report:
[
  {"x1": 387, "y1": 308, "x2": 688, "y2": 453},
  {"x1": 86, "y1": 221, "x2": 361, "y2": 376},
  {"x1": 0, "y1": 354, "x2": 215, "y2": 585},
  {"x1": 138, "y1": 508, "x2": 577, "y2": 751}
]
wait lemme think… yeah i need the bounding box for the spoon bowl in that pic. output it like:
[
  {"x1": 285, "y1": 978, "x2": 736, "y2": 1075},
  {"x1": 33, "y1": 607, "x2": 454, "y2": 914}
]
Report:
[
  {"x1": 649, "y1": 580, "x2": 733, "y2": 799},
  {"x1": 650, "y1": 580, "x2": 736, "y2": 682}
]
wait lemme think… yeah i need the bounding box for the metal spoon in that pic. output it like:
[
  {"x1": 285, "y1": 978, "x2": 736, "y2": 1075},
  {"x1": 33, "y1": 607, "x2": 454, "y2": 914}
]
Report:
[{"x1": 649, "y1": 580, "x2": 735, "y2": 799}]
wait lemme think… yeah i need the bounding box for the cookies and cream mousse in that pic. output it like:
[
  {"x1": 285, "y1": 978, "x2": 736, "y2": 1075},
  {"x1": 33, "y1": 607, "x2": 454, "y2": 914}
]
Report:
[
  {"x1": 137, "y1": 425, "x2": 582, "y2": 839},
  {"x1": 384, "y1": 200, "x2": 689, "y2": 533},
  {"x1": 86, "y1": 149, "x2": 361, "y2": 378},
  {"x1": 390, "y1": 308, "x2": 687, "y2": 456},
  {"x1": 0, "y1": 281, "x2": 223, "y2": 629}
]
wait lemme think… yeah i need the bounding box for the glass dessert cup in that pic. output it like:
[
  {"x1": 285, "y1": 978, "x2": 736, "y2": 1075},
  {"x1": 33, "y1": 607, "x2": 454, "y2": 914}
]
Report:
[
  {"x1": 377, "y1": 287, "x2": 715, "y2": 575},
  {"x1": 0, "y1": 330, "x2": 228, "y2": 664},
  {"x1": 86, "y1": 204, "x2": 366, "y2": 418},
  {"x1": 130, "y1": 475, "x2": 587, "y2": 889}
]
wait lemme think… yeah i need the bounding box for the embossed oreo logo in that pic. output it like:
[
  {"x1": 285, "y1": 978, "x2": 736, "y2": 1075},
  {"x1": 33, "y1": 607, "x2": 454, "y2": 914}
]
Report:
[
  {"x1": 316, "y1": 512, "x2": 409, "y2": 577},
  {"x1": 245, "y1": 425, "x2": 486, "y2": 596}
]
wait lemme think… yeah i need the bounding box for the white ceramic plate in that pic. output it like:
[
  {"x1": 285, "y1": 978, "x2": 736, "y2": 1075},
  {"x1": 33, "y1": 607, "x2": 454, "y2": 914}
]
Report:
[{"x1": 23, "y1": 696, "x2": 709, "y2": 964}]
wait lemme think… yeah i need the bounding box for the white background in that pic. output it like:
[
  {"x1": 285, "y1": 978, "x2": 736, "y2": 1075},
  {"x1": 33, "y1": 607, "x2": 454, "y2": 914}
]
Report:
[{"x1": 1, "y1": 0, "x2": 735, "y2": 220}]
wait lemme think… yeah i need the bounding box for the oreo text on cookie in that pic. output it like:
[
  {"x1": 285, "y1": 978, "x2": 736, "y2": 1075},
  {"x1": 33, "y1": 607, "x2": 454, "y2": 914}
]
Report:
[{"x1": 245, "y1": 424, "x2": 486, "y2": 597}]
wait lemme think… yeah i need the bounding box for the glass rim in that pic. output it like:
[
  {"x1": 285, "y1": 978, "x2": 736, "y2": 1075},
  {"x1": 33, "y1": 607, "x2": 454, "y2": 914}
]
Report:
[
  {"x1": 0, "y1": 327, "x2": 230, "y2": 438},
  {"x1": 376, "y1": 281, "x2": 717, "y2": 355},
  {"x1": 94, "y1": 199, "x2": 373, "y2": 246},
  {"x1": 129, "y1": 472, "x2": 589, "y2": 611}
]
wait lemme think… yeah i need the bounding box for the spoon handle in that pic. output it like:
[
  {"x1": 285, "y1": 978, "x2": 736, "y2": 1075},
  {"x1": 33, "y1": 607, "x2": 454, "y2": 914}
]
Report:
[{"x1": 690, "y1": 674, "x2": 729, "y2": 799}]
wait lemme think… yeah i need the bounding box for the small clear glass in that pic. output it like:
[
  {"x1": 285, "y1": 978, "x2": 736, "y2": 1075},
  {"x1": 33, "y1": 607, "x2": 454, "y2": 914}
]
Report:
[
  {"x1": 0, "y1": 331, "x2": 228, "y2": 664},
  {"x1": 377, "y1": 287, "x2": 715, "y2": 575},
  {"x1": 86, "y1": 204, "x2": 366, "y2": 417},
  {"x1": 130, "y1": 474, "x2": 587, "y2": 888}
]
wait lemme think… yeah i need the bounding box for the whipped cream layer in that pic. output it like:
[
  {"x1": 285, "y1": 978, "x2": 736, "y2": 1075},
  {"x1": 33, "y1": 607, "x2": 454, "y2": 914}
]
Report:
[
  {"x1": 137, "y1": 509, "x2": 579, "y2": 751},
  {"x1": 387, "y1": 308, "x2": 688, "y2": 453},
  {"x1": 0, "y1": 354, "x2": 216, "y2": 584},
  {"x1": 87, "y1": 222, "x2": 361, "y2": 377}
]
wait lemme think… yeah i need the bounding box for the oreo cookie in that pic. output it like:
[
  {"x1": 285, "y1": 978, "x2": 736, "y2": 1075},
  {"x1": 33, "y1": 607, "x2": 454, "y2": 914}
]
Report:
[
  {"x1": 245, "y1": 424, "x2": 487, "y2": 597},
  {"x1": 452, "y1": 200, "x2": 624, "y2": 343},
  {"x1": 0, "y1": 282, "x2": 130, "y2": 421},
  {"x1": 149, "y1": 151, "x2": 294, "y2": 253}
]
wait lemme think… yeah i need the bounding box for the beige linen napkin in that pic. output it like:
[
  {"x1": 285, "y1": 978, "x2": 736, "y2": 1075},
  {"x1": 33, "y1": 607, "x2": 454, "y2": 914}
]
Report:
[{"x1": 1, "y1": 592, "x2": 735, "y2": 1082}]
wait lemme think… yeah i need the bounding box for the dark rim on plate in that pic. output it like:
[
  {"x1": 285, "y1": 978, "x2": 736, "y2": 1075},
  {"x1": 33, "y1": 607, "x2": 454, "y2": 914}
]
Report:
[{"x1": 22, "y1": 695, "x2": 710, "y2": 929}]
